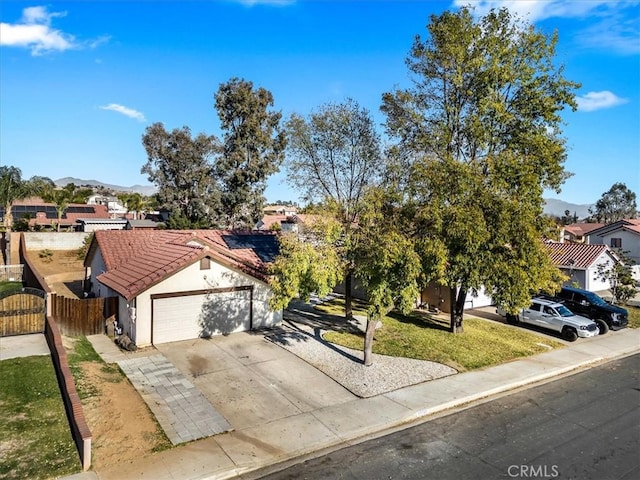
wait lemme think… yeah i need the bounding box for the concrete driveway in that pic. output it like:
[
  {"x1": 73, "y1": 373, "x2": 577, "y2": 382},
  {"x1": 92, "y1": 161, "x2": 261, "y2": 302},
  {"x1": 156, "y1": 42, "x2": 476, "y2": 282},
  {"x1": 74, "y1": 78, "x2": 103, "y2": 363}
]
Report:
[
  {"x1": 155, "y1": 331, "x2": 357, "y2": 431},
  {"x1": 0, "y1": 334, "x2": 50, "y2": 360}
]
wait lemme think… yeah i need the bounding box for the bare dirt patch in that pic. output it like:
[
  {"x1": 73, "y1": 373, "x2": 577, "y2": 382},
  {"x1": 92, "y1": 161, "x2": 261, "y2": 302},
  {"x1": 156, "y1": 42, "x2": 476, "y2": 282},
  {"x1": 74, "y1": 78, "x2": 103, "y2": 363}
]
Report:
[
  {"x1": 78, "y1": 361, "x2": 170, "y2": 470},
  {"x1": 27, "y1": 249, "x2": 85, "y2": 298},
  {"x1": 28, "y1": 249, "x2": 84, "y2": 277},
  {"x1": 26, "y1": 246, "x2": 173, "y2": 472}
]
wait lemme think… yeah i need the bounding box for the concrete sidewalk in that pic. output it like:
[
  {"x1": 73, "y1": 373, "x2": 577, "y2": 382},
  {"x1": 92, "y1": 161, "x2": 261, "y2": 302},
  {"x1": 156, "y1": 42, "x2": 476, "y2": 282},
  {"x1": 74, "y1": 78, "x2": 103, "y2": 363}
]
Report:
[{"x1": 67, "y1": 327, "x2": 640, "y2": 480}]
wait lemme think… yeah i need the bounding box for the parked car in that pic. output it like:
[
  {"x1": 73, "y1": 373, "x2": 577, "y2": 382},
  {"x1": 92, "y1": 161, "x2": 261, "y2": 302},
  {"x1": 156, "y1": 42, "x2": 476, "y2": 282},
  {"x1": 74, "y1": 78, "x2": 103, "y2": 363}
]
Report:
[
  {"x1": 553, "y1": 286, "x2": 628, "y2": 334},
  {"x1": 497, "y1": 297, "x2": 599, "y2": 342}
]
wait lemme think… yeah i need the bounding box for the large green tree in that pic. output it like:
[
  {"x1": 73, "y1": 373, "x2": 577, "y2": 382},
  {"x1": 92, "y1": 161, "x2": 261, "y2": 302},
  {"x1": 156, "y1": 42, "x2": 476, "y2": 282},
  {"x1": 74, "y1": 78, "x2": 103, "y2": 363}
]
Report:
[
  {"x1": 283, "y1": 99, "x2": 384, "y2": 318},
  {"x1": 142, "y1": 78, "x2": 285, "y2": 230},
  {"x1": 214, "y1": 77, "x2": 287, "y2": 229},
  {"x1": 589, "y1": 182, "x2": 637, "y2": 223},
  {"x1": 141, "y1": 123, "x2": 220, "y2": 229},
  {"x1": 381, "y1": 7, "x2": 579, "y2": 333}
]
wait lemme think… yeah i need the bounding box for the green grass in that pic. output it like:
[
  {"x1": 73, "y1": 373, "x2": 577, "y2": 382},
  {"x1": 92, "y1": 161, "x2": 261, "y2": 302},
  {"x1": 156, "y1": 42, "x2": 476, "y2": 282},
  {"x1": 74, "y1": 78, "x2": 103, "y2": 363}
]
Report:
[
  {"x1": 0, "y1": 356, "x2": 81, "y2": 480},
  {"x1": 67, "y1": 336, "x2": 122, "y2": 400},
  {"x1": 0, "y1": 281, "x2": 23, "y2": 295},
  {"x1": 627, "y1": 305, "x2": 640, "y2": 328},
  {"x1": 319, "y1": 298, "x2": 564, "y2": 371}
]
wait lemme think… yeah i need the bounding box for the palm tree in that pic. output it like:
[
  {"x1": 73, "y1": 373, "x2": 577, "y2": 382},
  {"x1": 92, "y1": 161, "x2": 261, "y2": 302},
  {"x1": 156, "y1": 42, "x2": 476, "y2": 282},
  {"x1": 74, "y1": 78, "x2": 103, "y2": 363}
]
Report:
[
  {"x1": 0, "y1": 167, "x2": 53, "y2": 231},
  {"x1": 42, "y1": 183, "x2": 92, "y2": 232}
]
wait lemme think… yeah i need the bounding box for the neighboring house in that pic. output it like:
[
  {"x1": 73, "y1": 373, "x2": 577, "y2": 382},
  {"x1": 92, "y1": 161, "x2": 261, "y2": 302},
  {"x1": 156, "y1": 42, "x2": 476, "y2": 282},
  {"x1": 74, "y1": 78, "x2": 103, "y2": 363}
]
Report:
[
  {"x1": 263, "y1": 204, "x2": 297, "y2": 216},
  {"x1": 125, "y1": 219, "x2": 164, "y2": 230},
  {"x1": 585, "y1": 219, "x2": 640, "y2": 280},
  {"x1": 418, "y1": 284, "x2": 493, "y2": 313},
  {"x1": 544, "y1": 241, "x2": 619, "y2": 291},
  {"x1": 560, "y1": 223, "x2": 605, "y2": 244},
  {"x1": 76, "y1": 218, "x2": 128, "y2": 232},
  {"x1": 418, "y1": 241, "x2": 619, "y2": 312},
  {"x1": 84, "y1": 229, "x2": 282, "y2": 347},
  {"x1": 0, "y1": 197, "x2": 110, "y2": 231},
  {"x1": 256, "y1": 214, "x2": 317, "y2": 234},
  {"x1": 87, "y1": 194, "x2": 128, "y2": 218}
]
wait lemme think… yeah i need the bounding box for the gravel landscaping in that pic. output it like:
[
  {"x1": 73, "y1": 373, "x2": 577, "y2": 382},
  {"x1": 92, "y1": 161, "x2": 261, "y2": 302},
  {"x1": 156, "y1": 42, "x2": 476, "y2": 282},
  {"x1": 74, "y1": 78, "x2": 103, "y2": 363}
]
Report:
[{"x1": 267, "y1": 306, "x2": 457, "y2": 398}]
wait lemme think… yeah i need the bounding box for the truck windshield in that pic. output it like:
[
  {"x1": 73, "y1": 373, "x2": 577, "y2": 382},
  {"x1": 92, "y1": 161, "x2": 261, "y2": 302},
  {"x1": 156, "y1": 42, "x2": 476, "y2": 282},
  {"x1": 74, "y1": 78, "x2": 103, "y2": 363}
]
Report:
[
  {"x1": 584, "y1": 292, "x2": 608, "y2": 306},
  {"x1": 557, "y1": 305, "x2": 574, "y2": 317}
]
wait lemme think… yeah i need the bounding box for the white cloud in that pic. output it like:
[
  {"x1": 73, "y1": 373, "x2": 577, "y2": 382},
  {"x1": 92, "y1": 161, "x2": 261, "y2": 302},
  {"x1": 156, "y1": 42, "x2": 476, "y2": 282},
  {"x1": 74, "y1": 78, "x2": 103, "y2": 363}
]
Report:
[
  {"x1": 234, "y1": 0, "x2": 295, "y2": 6},
  {"x1": 576, "y1": 91, "x2": 628, "y2": 112},
  {"x1": 100, "y1": 104, "x2": 147, "y2": 122},
  {"x1": 0, "y1": 5, "x2": 108, "y2": 55},
  {"x1": 453, "y1": 1, "x2": 639, "y2": 54},
  {"x1": 452, "y1": 0, "x2": 637, "y2": 22}
]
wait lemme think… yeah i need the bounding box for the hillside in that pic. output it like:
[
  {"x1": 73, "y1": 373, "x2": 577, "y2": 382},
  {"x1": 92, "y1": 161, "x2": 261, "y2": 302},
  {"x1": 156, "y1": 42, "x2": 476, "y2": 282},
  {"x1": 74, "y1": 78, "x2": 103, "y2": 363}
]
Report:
[
  {"x1": 543, "y1": 198, "x2": 593, "y2": 219},
  {"x1": 54, "y1": 177, "x2": 157, "y2": 196}
]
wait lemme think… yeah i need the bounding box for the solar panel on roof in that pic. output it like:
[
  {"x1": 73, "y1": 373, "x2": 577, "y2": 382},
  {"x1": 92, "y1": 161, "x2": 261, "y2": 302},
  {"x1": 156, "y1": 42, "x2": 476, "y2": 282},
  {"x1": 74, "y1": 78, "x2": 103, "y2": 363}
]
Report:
[{"x1": 221, "y1": 234, "x2": 279, "y2": 263}]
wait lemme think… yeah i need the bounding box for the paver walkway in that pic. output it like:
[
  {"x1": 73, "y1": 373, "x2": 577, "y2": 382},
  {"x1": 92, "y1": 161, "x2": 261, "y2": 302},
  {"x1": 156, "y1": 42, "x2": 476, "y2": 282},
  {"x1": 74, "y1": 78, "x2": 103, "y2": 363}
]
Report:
[{"x1": 118, "y1": 353, "x2": 232, "y2": 445}]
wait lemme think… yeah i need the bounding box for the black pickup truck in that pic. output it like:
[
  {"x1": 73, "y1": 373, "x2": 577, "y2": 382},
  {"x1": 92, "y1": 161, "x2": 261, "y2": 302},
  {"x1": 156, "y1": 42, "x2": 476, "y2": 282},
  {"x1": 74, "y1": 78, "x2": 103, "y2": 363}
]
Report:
[{"x1": 554, "y1": 286, "x2": 628, "y2": 334}]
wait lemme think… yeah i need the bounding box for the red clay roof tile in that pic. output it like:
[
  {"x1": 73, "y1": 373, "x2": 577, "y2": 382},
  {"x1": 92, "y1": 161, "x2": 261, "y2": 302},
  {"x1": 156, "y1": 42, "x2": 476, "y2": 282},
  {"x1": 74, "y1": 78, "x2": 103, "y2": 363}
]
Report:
[{"x1": 92, "y1": 230, "x2": 277, "y2": 300}]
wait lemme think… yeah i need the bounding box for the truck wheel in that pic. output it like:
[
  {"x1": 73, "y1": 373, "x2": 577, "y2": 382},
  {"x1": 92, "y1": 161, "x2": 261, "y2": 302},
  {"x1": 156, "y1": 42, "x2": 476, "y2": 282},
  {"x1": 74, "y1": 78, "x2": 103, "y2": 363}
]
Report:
[
  {"x1": 562, "y1": 327, "x2": 578, "y2": 342},
  {"x1": 595, "y1": 319, "x2": 609, "y2": 335},
  {"x1": 506, "y1": 314, "x2": 520, "y2": 325}
]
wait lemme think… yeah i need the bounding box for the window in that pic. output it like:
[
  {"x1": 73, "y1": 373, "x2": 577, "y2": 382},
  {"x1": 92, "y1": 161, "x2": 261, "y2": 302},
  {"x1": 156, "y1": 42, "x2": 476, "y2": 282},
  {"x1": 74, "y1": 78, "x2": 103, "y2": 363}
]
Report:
[
  {"x1": 200, "y1": 257, "x2": 211, "y2": 270},
  {"x1": 610, "y1": 238, "x2": 622, "y2": 248}
]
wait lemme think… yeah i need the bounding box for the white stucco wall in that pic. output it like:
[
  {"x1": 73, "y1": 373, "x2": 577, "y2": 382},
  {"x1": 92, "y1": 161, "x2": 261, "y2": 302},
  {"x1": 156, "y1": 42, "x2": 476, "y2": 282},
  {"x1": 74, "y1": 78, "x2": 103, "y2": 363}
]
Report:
[
  {"x1": 589, "y1": 230, "x2": 640, "y2": 264},
  {"x1": 134, "y1": 260, "x2": 280, "y2": 346},
  {"x1": 90, "y1": 253, "x2": 281, "y2": 347}
]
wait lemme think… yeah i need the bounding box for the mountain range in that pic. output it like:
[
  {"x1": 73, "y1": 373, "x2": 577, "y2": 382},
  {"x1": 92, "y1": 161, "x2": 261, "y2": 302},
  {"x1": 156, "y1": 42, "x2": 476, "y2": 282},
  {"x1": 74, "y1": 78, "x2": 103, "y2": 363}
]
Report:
[
  {"x1": 54, "y1": 177, "x2": 157, "y2": 197},
  {"x1": 55, "y1": 177, "x2": 593, "y2": 219}
]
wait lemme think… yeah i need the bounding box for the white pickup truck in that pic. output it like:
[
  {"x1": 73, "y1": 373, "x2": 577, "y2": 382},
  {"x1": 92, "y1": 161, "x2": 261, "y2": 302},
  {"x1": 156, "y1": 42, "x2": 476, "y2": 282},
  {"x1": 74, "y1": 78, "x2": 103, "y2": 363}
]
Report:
[{"x1": 497, "y1": 296, "x2": 599, "y2": 342}]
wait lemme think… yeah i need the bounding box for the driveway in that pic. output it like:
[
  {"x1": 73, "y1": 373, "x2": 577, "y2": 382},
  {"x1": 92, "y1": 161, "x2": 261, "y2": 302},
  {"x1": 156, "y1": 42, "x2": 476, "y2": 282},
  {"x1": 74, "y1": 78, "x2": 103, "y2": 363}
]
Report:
[
  {"x1": 0, "y1": 334, "x2": 49, "y2": 360},
  {"x1": 155, "y1": 331, "x2": 357, "y2": 431}
]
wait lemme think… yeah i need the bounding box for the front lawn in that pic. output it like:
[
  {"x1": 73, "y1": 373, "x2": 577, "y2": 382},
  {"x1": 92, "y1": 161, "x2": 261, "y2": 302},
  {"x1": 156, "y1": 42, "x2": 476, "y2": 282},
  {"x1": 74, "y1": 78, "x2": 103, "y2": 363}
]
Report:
[
  {"x1": 0, "y1": 281, "x2": 22, "y2": 295},
  {"x1": 627, "y1": 305, "x2": 640, "y2": 328},
  {"x1": 318, "y1": 299, "x2": 564, "y2": 371},
  {"x1": 0, "y1": 356, "x2": 80, "y2": 480}
]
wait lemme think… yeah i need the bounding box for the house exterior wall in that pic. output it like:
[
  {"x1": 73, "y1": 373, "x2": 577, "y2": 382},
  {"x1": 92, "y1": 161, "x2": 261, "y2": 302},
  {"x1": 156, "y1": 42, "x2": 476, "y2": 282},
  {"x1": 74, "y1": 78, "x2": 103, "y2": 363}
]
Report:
[
  {"x1": 560, "y1": 250, "x2": 614, "y2": 291},
  {"x1": 81, "y1": 222, "x2": 127, "y2": 233},
  {"x1": 129, "y1": 260, "x2": 280, "y2": 347},
  {"x1": 589, "y1": 229, "x2": 640, "y2": 265}
]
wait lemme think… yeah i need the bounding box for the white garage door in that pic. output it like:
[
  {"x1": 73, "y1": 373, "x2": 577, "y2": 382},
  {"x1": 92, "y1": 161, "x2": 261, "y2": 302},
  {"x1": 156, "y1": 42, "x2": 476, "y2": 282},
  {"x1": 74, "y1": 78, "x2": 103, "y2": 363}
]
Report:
[
  {"x1": 464, "y1": 287, "x2": 493, "y2": 310},
  {"x1": 152, "y1": 289, "x2": 251, "y2": 344}
]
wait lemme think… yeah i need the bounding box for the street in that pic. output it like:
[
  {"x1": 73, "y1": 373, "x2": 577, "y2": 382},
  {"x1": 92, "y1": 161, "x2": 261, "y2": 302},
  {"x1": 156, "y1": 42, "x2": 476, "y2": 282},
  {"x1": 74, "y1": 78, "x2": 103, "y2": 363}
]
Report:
[{"x1": 253, "y1": 354, "x2": 640, "y2": 480}]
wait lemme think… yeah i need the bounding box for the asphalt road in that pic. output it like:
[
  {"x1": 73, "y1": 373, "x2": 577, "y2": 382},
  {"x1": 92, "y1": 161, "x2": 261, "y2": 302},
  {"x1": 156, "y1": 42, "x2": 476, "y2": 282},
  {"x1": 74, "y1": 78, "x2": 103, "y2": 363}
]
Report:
[{"x1": 255, "y1": 354, "x2": 640, "y2": 480}]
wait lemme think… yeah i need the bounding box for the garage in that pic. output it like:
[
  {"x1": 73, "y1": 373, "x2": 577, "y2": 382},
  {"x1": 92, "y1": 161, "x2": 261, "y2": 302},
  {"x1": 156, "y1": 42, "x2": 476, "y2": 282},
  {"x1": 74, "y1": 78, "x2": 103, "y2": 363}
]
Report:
[{"x1": 152, "y1": 287, "x2": 253, "y2": 344}]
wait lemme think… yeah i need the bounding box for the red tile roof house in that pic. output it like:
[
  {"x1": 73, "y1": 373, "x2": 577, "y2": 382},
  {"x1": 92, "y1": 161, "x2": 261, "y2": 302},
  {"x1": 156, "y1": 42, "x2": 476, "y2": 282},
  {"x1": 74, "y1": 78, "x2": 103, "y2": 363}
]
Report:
[
  {"x1": 84, "y1": 229, "x2": 282, "y2": 346},
  {"x1": 1, "y1": 197, "x2": 111, "y2": 231},
  {"x1": 560, "y1": 223, "x2": 605, "y2": 244},
  {"x1": 544, "y1": 241, "x2": 620, "y2": 291}
]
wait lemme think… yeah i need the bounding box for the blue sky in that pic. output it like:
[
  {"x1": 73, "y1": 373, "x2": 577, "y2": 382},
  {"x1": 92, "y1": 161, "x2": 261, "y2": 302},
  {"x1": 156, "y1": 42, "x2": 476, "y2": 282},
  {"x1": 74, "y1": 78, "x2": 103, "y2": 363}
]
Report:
[{"x1": 1, "y1": 0, "x2": 638, "y2": 206}]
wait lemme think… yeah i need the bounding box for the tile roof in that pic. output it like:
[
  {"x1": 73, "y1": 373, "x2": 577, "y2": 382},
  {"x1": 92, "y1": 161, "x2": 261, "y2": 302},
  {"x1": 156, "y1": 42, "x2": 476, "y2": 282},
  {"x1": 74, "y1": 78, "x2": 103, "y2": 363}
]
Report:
[
  {"x1": 587, "y1": 219, "x2": 640, "y2": 237},
  {"x1": 90, "y1": 230, "x2": 278, "y2": 300},
  {"x1": 544, "y1": 241, "x2": 614, "y2": 269},
  {"x1": 563, "y1": 223, "x2": 605, "y2": 237},
  {"x1": 2, "y1": 197, "x2": 110, "y2": 228}
]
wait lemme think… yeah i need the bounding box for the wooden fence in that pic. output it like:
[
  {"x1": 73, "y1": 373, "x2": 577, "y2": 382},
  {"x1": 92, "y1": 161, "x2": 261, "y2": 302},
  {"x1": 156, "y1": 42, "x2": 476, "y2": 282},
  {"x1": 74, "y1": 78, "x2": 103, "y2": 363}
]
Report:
[
  {"x1": 51, "y1": 294, "x2": 118, "y2": 336},
  {"x1": 0, "y1": 288, "x2": 46, "y2": 336}
]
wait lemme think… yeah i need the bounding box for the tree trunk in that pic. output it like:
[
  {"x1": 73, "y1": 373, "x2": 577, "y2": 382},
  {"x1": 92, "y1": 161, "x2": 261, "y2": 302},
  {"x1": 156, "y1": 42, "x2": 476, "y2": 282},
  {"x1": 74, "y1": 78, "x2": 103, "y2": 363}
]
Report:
[
  {"x1": 449, "y1": 285, "x2": 467, "y2": 334},
  {"x1": 363, "y1": 314, "x2": 377, "y2": 366},
  {"x1": 345, "y1": 270, "x2": 353, "y2": 319}
]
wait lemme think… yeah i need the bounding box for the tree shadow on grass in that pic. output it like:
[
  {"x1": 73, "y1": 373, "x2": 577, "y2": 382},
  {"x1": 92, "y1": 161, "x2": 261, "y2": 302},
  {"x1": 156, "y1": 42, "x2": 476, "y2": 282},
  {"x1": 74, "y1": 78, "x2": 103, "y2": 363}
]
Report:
[{"x1": 386, "y1": 310, "x2": 451, "y2": 332}]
